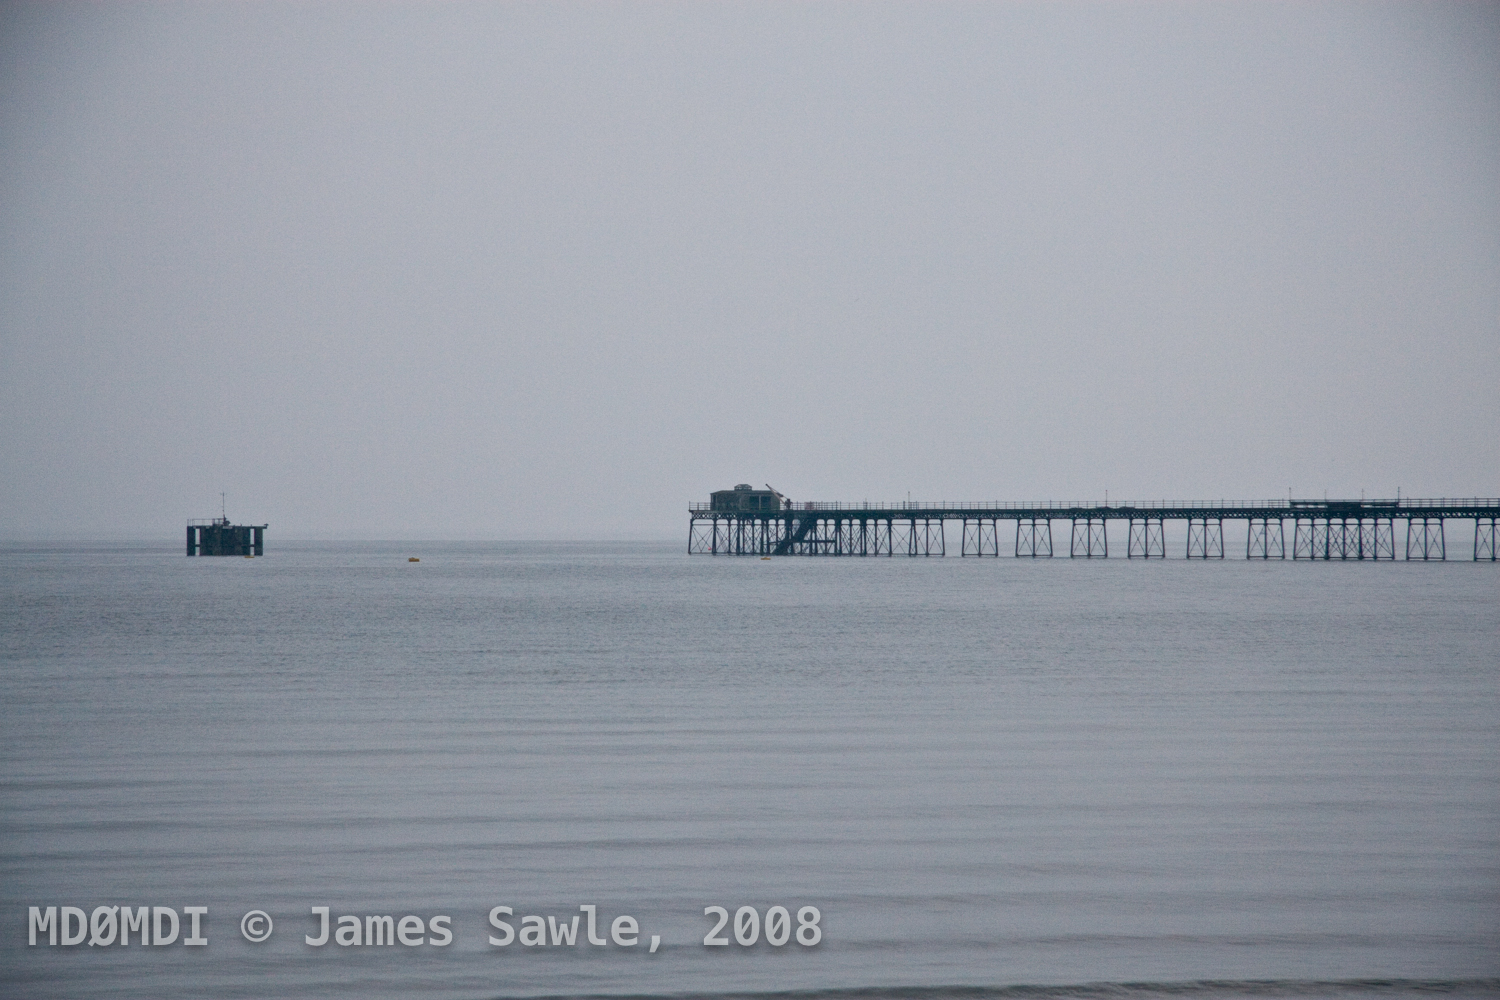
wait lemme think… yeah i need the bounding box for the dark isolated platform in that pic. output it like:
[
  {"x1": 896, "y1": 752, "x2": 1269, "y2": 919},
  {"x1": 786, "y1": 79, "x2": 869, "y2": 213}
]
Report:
[{"x1": 187, "y1": 517, "x2": 267, "y2": 556}]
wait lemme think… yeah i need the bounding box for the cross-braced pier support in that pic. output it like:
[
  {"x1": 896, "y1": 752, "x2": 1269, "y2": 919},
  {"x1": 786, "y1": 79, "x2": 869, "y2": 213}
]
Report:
[
  {"x1": 831, "y1": 518, "x2": 894, "y2": 556},
  {"x1": 895, "y1": 518, "x2": 945, "y2": 556},
  {"x1": 1070, "y1": 518, "x2": 1107, "y2": 558},
  {"x1": 1246, "y1": 518, "x2": 1285, "y2": 559},
  {"x1": 961, "y1": 519, "x2": 1001, "y2": 556},
  {"x1": 1187, "y1": 518, "x2": 1224, "y2": 558},
  {"x1": 1290, "y1": 517, "x2": 1398, "y2": 560},
  {"x1": 690, "y1": 515, "x2": 953, "y2": 556},
  {"x1": 833, "y1": 519, "x2": 881, "y2": 555},
  {"x1": 1127, "y1": 518, "x2": 1165, "y2": 558},
  {"x1": 834, "y1": 519, "x2": 864, "y2": 556},
  {"x1": 1292, "y1": 518, "x2": 1316, "y2": 559},
  {"x1": 1015, "y1": 519, "x2": 1053, "y2": 558},
  {"x1": 807, "y1": 518, "x2": 900, "y2": 556},
  {"x1": 1406, "y1": 518, "x2": 1445, "y2": 561},
  {"x1": 689, "y1": 516, "x2": 785, "y2": 555},
  {"x1": 1476, "y1": 518, "x2": 1498, "y2": 561}
]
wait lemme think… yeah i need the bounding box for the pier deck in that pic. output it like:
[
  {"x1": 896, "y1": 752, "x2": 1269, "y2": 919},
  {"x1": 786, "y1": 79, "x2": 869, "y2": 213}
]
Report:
[{"x1": 688, "y1": 497, "x2": 1500, "y2": 560}]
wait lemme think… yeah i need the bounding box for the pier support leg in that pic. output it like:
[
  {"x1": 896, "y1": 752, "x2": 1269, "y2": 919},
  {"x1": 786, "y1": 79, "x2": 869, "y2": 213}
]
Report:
[
  {"x1": 1294, "y1": 519, "x2": 1334, "y2": 559},
  {"x1": 1329, "y1": 519, "x2": 1351, "y2": 560},
  {"x1": 186, "y1": 525, "x2": 197, "y2": 556},
  {"x1": 1292, "y1": 518, "x2": 1312, "y2": 559},
  {"x1": 1127, "y1": 518, "x2": 1165, "y2": 558},
  {"x1": 1372, "y1": 519, "x2": 1394, "y2": 559},
  {"x1": 961, "y1": 520, "x2": 999, "y2": 556},
  {"x1": 1406, "y1": 518, "x2": 1445, "y2": 561},
  {"x1": 1476, "y1": 518, "x2": 1497, "y2": 561},
  {"x1": 1187, "y1": 518, "x2": 1223, "y2": 559},
  {"x1": 1015, "y1": 519, "x2": 1052, "y2": 557},
  {"x1": 918, "y1": 519, "x2": 945, "y2": 556},
  {"x1": 1247, "y1": 518, "x2": 1284, "y2": 559},
  {"x1": 1070, "y1": 518, "x2": 1107, "y2": 557}
]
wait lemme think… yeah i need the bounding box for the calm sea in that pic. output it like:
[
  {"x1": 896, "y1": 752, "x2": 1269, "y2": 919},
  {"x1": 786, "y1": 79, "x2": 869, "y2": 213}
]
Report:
[{"x1": 1, "y1": 541, "x2": 1496, "y2": 1000}]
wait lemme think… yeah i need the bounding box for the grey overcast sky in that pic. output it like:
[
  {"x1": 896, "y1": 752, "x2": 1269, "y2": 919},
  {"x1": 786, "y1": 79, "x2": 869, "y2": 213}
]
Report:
[{"x1": 1, "y1": 2, "x2": 1496, "y2": 539}]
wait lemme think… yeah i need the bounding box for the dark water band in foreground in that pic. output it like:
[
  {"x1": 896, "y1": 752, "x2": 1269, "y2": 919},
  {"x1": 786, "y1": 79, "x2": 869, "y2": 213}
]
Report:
[
  {"x1": 688, "y1": 495, "x2": 1500, "y2": 559},
  {"x1": 517, "y1": 979, "x2": 1500, "y2": 1000}
]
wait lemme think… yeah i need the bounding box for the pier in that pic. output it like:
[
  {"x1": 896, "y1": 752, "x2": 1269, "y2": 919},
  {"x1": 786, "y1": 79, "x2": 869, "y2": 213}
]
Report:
[{"x1": 688, "y1": 487, "x2": 1499, "y2": 560}]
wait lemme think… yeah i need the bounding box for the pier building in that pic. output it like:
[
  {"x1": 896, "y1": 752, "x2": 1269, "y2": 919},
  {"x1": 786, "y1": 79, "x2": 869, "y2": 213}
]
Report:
[
  {"x1": 688, "y1": 491, "x2": 1499, "y2": 561},
  {"x1": 710, "y1": 484, "x2": 789, "y2": 513}
]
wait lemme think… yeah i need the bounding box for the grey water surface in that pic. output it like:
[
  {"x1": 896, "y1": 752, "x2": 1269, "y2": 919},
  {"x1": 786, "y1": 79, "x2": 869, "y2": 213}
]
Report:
[{"x1": 1, "y1": 541, "x2": 1496, "y2": 999}]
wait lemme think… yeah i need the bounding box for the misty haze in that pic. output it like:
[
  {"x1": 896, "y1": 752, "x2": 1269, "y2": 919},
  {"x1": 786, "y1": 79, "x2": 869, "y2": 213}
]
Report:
[{"x1": 2, "y1": 5, "x2": 1496, "y2": 1000}]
